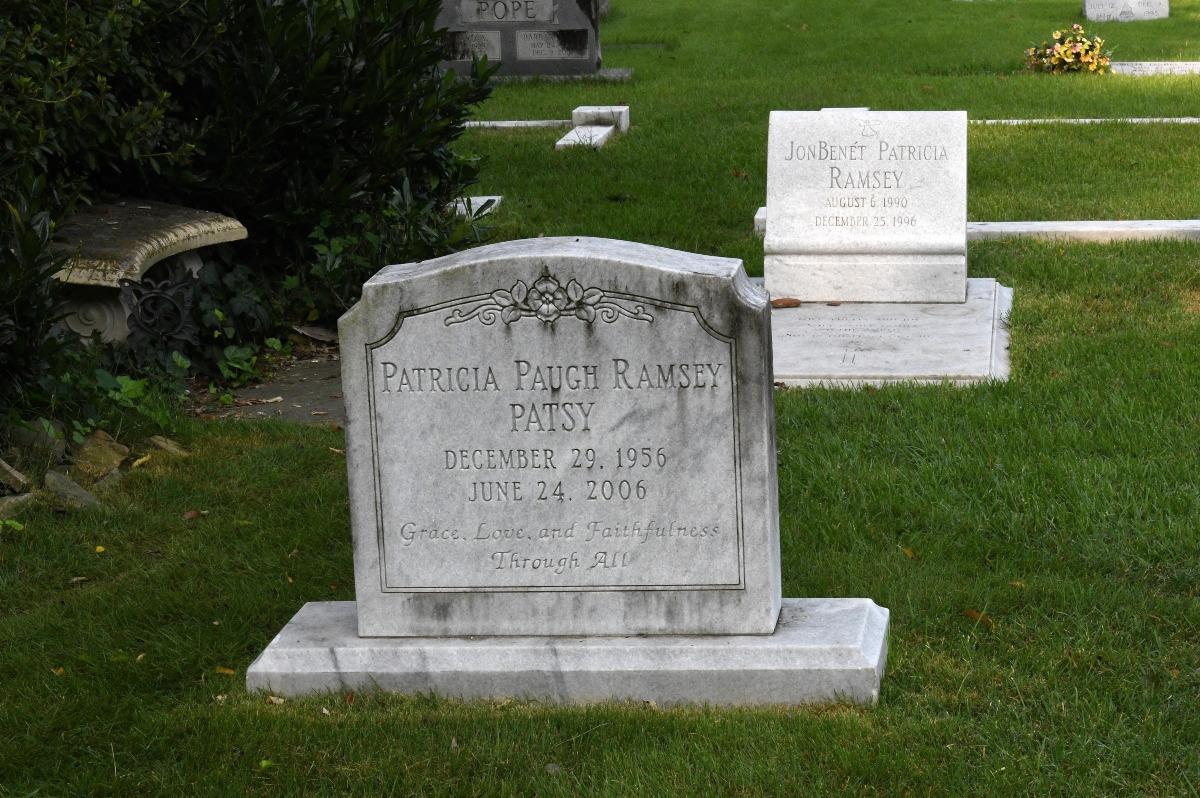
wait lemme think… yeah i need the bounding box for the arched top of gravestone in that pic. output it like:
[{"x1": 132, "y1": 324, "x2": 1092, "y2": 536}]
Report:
[
  {"x1": 338, "y1": 236, "x2": 780, "y2": 637},
  {"x1": 345, "y1": 237, "x2": 768, "y2": 346}
]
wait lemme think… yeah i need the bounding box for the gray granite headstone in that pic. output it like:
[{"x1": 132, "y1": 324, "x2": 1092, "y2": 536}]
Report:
[
  {"x1": 439, "y1": 0, "x2": 601, "y2": 77},
  {"x1": 1084, "y1": 0, "x2": 1168, "y2": 21}
]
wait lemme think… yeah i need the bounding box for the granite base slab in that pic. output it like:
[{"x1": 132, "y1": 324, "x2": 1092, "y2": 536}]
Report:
[
  {"x1": 246, "y1": 598, "x2": 889, "y2": 706},
  {"x1": 770, "y1": 277, "x2": 1011, "y2": 386}
]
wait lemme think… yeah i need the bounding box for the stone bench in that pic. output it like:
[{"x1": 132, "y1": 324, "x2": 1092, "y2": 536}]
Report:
[{"x1": 54, "y1": 199, "x2": 247, "y2": 342}]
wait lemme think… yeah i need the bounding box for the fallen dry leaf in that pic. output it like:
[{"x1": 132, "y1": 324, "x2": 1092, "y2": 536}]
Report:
[
  {"x1": 328, "y1": 447, "x2": 345, "y2": 455},
  {"x1": 70, "y1": 576, "x2": 89, "y2": 585},
  {"x1": 214, "y1": 694, "x2": 227, "y2": 704},
  {"x1": 321, "y1": 707, "x2": 331, "y2": 716},
  {"x1": 130, "y1": 454, "x2": 152, "y2": 469},
  {"x1": 94, "y1": 545, "x2": 105, "y2": 554},
  {"x1": 215, "y1": 666, "x2": 236, "y2": 676},
  {"x1": 345, "y1": 692, "x2": 355, "y2": 706},
  {"x1": 286, "y1": 575, "x2": 294, "y2": 584},
  {"x1": 266, "y1": 695, "x2": 286, "y2": 705},
  {"x1": 1009, "y1": 580, "x2": 1026, "y2": 589},
  {"x1": 288, "y1": 548, "x2": 299, "y2": 558},
  {"x1": 771, "y1": 297, "x2": 802, "y2": 309},
  {"x1": 182, "y1": 509, "x2": 208, "y2": 521},
  {"x1": 51, "y1": 666, "x2": 65, "y2": 677},
  {"x1": 450, "y1": 737, "x2": 459, "y2": 750},
  {"x1": 963, "y1": 608, "x2": 994, "y2": 629},
  {"x1": 900, "y1": 546, "x2": 915, "y2": 559},
  {"x1": 136, "y1": 653, "x2": 145, "y2": 662},
  {"x1": 264, "y1": 396, "x2": 284, "y2": 404}
]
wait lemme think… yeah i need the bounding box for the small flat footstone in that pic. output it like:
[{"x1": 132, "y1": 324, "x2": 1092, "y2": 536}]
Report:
[
  {"x1": 770, "y1": 277, "x2": 1011, "y2": 386},
  {"x1": 555, "y1": 124, "x2": 616, "y2": 149},
  {"x1": 246, "y1": 598, "x2": 889, "y2": 706}
]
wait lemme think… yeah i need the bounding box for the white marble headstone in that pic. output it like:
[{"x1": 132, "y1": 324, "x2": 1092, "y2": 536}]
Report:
[
  {"x1": 764, "y1": 109, "x2": 968, "y2": 303},
  {"x1": 339, "y1": 237, "x2": 781, "y2": 637},
  {"x1": 1084, "y1": 0, "x2": 1168, "y2": 21}
]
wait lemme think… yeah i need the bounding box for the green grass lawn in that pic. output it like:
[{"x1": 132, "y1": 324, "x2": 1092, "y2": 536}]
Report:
[{"x1": 4, "y1": 0, "x2": 1200, "y2": 794}]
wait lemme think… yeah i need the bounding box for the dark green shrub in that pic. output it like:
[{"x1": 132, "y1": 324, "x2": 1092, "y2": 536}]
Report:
[
  {"x1": 2, "y1": 0, "x2": 494, "y2": 417},
  {"x1": 0, "y1": 191, "x2": 75, "y2": 418},
  {"x1": 0, "y1": 1, "x2": 187, "y2": 217},
  {"x1": 132, "y1": 0, "x2": 495, "y2": 318}
]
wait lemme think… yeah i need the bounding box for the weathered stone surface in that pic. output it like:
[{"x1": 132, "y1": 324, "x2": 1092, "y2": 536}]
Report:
[
  {"x1": 764, "y1": 109, "x2": 967, "y2": 303},
  {"x1": 770, "y1": 278, "x2": 1012, "y2": 386},
  {"x1": 1111, "y1": 61, "x2": 1200, "y2": 75},
  {"x1": 44, "y1": 471, "x2": 100, "y2": 509},
  {"x1": 555, "y1": 124, "x2": 616, "y2": 149},
  {"x1": 572, "y1": 105, "x2": 629, "y2": 132},
  {"x1": 247, "y1": 598, "x2": 889, "y2": 705},
  {"x1": 439, "y1": 0, "x2": 601, "y2": 77},
  {"x1": 148, "y1": 435, "x2": 190, "y2": 457},
  {"x1": 1084, "y1": 0, "x2": 1168, "y2": 21},
  {"x1": 5, "y1": 421, "x2": 66, "y2": 466},
  {"x1": 338, "y1": 237, "x2": 780, "y2": 637},
  {"x1": 71, "y1": 430, "x2": 130, "y2": 481},
  {"x1": 0, "y1": 492, "x2": 35, "y2": 518},
  {"x1": 94, "y1": 469, "x2": 125, "y2": 493},
  {"x1": 53, "y1": 199, "x2": 247, "y2": 289},
  {"x1": 0, "y1": 458, "x2": 31, "y2": 494}
]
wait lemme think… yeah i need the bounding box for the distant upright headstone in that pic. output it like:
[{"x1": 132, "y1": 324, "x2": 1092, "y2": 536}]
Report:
[
  {"x1": 247, "y1": 237, "x2": 890, "y2": 706},
  {"x1": 1084, "y1": 0, "x2": 1168, "y2": 21},
  {"x1": 764, "y1": 109, "x2": 967, "y2": 303},
  {"x1": 439, "y1": 0, "x2": 601, "y2": 77}
]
